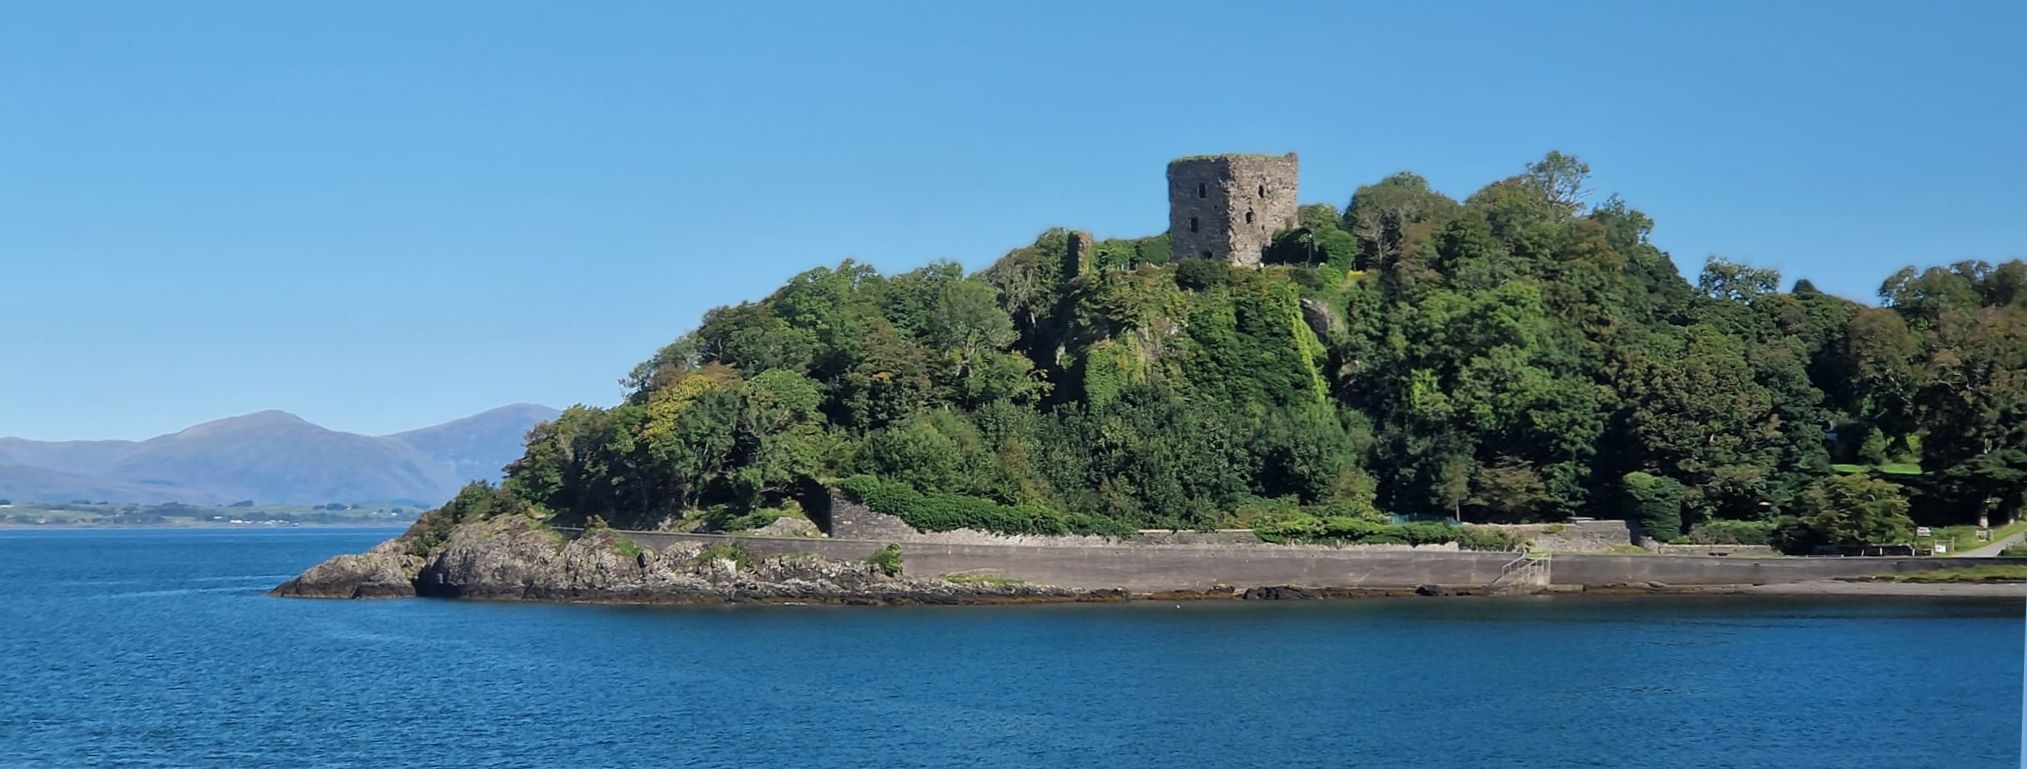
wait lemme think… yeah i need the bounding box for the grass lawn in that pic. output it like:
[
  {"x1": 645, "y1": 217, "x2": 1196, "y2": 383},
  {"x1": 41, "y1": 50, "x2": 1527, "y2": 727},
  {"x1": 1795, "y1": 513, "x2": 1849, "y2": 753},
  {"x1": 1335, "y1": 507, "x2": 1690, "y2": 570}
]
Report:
[{"x1": 1918, "y1": 518, "x2": 2027, "y2": 554}]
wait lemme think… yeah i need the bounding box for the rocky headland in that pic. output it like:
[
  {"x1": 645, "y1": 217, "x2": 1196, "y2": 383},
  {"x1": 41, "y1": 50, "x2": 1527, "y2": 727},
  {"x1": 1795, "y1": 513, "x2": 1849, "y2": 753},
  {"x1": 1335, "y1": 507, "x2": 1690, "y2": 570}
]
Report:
[
  {"x1": 272, "y1": 505, "x2": 2027, "y2": 606},
  {"x1": 270, "y1": 515, "x2": 1124, "y2": 606}
]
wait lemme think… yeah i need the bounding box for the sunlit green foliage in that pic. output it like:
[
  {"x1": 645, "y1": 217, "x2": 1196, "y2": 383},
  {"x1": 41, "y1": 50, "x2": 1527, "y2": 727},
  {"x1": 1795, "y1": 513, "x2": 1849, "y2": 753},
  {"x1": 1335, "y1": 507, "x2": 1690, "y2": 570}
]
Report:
[
  {"x1": 835, "y1": 475, "x2": 1135, "y2": 537},
  {"x1": 468, "y1": 152, "x2": 2027, "y2": 539}
]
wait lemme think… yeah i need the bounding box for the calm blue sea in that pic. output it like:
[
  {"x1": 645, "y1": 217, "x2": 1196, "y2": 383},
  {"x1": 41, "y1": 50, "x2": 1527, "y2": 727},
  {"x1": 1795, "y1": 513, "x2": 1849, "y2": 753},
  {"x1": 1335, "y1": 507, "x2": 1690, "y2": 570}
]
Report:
[{"x1": 0, "y1": 528, "x2": 2020, "y2": 768}]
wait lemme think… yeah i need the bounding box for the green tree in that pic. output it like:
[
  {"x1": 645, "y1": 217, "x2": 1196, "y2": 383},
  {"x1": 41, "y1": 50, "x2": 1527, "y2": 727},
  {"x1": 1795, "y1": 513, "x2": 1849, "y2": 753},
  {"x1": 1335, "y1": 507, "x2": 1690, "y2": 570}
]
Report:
[
  {"x1": 470, "y1": 158, "x2": 2023, "y2": 544},
  {"x1": 1798, "y1": 474, "x2": 1914, "y2": 546},
  {"x1": 1521, "y1": 150, "x2": 1591, "y2": 215},
  {"x1": 1343, "y1": 172, "x2": 1458, "y2": 272},
  {"x1": 1698, "y1": 257, "x2": 1781, "y2": 305},
  {"x1": 1620, "y1": 471, "x2": 1687, "y2": 541}
]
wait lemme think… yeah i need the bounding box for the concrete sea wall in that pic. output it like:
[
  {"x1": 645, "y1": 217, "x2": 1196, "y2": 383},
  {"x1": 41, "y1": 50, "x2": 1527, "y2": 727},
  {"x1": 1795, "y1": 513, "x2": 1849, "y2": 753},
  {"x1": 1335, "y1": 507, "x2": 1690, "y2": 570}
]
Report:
[
  {"x1": 590, "y1": 528, "x2": 1511, "y2": 591},
  {"x1": 580, "y1": 527, "x2": 2021, "y2": 592},
  {"x1": 576, "y1": 494, "x2": 2024, "y2": 592}
]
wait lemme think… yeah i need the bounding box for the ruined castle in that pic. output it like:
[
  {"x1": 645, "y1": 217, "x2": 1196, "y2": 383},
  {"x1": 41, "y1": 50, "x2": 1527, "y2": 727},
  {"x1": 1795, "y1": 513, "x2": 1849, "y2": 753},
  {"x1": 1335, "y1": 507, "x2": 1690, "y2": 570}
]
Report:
[{"x1": 1167, "y1": 152, "x2": 1299, "y2": 267}]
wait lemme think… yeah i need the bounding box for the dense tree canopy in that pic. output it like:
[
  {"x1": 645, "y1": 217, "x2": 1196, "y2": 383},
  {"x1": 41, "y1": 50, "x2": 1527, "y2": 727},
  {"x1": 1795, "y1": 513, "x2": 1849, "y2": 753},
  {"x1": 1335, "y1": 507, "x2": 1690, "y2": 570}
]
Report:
[{"x1": 497, "y1": 153, "x2": 2027, "y2": 545}]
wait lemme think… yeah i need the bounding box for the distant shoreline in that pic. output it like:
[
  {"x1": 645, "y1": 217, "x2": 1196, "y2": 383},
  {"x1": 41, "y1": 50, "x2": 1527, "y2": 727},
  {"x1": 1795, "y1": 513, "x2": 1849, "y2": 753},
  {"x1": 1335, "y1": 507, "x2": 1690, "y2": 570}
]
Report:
[{"x1": 0, "y1": 521, "x2": 413, "y2": 531}]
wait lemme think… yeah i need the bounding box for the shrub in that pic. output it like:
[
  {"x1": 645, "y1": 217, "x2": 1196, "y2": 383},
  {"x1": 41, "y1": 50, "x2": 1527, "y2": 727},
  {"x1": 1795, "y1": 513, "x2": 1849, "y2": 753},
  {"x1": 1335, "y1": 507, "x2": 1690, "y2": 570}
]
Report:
[
  {"x1": 1254, "y1": 514, "x2": 1462, "y2": 546},
  {"x1": 1395, "y1": 521, "x2": 1460, "y2": 545},
  {"x1": 1253, "y1": 517, "x2": 1320, "y2": 540},
  {"x1": 1798, "y1": 474, "x2": 1913, "y2": 545},
  {"x1": 1770, "y1": 476, "x2": 1916, "y2": 554},
  {"x1": 690, "y1": 542, "x2": 755, "y2": 569},
  {"x1": 1175, "y1": 258, "x2": 1232, "y2": 291},
  {"x1": 1620, "y1": 471, "x2": 1686, "y2": 542},
  {"x1": 717, "y1": 510, "x2": 782, "y2": 532},
  {"x1": 1686, "y1": 520, "x2": 1776, "y2": 546},
  {"x1": 1769, "y1": 516, "x2": 1821, "y2": 555},
  {"x1": 865, "y1": 544, "x2": 903, "y2": 577},
  {"x1": 1230, "y1": 497, "x2": 1313, "y2": 529},
  {"x1": 609, "y1": 533, "x2": 643, "y2": 560},
  {"x1": 1458, "y1": 526, "x2": 1523, "y2": 552},
  {"x1": 2002, "y1": 545, "x2": 2027, "y2": 558},
  {"x1": 400, "y1": 482, "x2": 531, "y2": 557},
  {"x1": 835, "y1": 475, "x2": 1135, "y2": 537}
]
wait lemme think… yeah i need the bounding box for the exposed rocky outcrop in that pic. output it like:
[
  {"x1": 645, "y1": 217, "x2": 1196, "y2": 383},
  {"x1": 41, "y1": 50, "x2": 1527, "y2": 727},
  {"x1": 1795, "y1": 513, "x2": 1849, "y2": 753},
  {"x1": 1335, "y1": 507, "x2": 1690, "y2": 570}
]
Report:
[
  {"x1": 1241, "y1": 585, "x2": 1316, "y2": 600},
  {"x1": 749, "y1": 516, "x2": 821, "y2": 538},
  {"x1": 270, "y1": 538, "x2": 424, "y2": 599},
  {"x1": 1299, "y1": 297, "x2": 1343, "y2": 339},
  {"x1": 271, "y1": 515, "x2": 1124, "y2": 605}
]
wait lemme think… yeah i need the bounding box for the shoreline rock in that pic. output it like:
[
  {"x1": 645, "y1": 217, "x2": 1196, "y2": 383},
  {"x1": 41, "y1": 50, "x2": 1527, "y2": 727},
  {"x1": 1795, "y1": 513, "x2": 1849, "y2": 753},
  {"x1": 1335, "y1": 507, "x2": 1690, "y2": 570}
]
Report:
[
  {"x1": 270, "y1": 515, "x2": 1129, "y2": 606},
  {"x1": 269, "y1": 538, "x2": 423, "y2": 599}
]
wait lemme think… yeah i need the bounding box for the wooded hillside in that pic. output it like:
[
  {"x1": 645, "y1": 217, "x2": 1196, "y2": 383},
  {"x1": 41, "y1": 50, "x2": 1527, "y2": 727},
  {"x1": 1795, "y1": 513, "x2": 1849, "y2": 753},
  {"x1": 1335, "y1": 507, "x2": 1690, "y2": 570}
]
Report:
[{"x1": 484, "y1": 153, "x2": 2026, "y2": 550}]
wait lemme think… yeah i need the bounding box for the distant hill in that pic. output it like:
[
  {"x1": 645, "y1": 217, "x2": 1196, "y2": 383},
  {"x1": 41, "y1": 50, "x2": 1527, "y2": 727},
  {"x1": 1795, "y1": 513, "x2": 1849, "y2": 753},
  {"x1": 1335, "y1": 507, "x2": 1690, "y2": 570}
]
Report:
[
  {"x1": 0, "y1": 405, "x2": 559, "y2": 506},
  {"x1": 389, "y1": 403, "x2": 563, "y2": 487},
  {"x1": 0, "y1": 437, "x2": 141, "y2": 476},
  {"x1": 0, "y1": 464, "x2": 184, "y2": 505}
]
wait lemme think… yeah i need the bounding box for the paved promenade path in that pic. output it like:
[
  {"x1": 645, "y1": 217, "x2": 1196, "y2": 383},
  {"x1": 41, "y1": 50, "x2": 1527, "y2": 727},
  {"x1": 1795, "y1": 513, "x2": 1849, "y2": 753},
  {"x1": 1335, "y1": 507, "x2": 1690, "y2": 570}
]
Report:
[{"x1": 1957, "y1": 528, "x2": 2027, "y2": 558}]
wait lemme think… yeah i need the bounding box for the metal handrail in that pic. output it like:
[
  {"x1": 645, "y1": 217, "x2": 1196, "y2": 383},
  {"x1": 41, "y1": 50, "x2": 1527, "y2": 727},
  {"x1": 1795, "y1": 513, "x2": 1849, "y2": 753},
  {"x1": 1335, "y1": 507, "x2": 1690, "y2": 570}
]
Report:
[{"x1": 1488, "y1": 551, "x2": 1552, "y2": 595}]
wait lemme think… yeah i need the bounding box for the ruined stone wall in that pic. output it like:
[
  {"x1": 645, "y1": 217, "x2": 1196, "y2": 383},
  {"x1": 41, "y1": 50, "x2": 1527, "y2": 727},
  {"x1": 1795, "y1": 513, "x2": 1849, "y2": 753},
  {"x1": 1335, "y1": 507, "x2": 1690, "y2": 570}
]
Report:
[
  {"x1": 826, "y1": 494, "x2": 919, "y2": 542},
  {"x1": 1168, "y1": 153, "x2": 1299, "y2": 267}
]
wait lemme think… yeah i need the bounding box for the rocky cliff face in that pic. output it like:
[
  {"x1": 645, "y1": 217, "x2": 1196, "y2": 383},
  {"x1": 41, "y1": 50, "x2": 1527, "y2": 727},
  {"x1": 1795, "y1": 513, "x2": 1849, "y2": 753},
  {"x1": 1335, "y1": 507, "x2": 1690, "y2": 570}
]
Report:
[{"x1": 271, "y1": 515, "x2": 1119, "y2": 605}]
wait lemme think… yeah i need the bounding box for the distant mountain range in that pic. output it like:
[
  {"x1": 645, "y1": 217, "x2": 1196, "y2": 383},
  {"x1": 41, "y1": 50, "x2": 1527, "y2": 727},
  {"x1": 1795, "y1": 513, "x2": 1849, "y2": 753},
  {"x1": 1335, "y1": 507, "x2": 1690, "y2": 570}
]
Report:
[{"x1": 0, "y1": 404, "x2": 560, "y2": 506}]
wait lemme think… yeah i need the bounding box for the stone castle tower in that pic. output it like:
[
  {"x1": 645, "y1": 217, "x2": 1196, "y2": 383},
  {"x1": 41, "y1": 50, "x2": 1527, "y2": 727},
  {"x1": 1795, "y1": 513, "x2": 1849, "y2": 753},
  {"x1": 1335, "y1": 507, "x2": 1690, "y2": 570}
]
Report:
[{"x1": 1167, "y1": 153, "x2": 1299, "y2": 267}]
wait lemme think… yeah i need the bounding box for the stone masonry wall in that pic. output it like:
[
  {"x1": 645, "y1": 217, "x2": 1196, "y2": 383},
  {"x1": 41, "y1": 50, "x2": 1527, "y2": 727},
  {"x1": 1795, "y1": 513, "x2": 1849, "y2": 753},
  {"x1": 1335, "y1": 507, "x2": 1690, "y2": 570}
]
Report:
[
  {"x1": 826, "y1": 493, "x2": 919, "y2": 542},
  {"x1": 1476, "y1": 520, "x2": 1636, "y2": 553},
  {"x1": 1647, "y1": 544, "x2": 1779, "y2": 557},
  {"x1": 1168, "y1": 153, "x2": 1299, "y2": 267},
  {"x1": 829, "y1": 493, "x2": 1458, "y2": 552}
]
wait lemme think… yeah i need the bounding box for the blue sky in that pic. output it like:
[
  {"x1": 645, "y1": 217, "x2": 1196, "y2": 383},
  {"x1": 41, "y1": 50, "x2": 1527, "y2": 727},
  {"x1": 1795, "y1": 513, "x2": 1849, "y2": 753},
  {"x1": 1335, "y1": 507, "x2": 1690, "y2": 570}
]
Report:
[{"x1": 2, "y1": 1, "x2": 2022, "y2": 440}]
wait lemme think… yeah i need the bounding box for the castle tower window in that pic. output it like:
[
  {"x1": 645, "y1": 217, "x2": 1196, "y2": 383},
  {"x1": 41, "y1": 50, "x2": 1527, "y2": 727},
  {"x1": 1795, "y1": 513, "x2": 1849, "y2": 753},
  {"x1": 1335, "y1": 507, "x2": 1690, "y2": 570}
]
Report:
[
  {"x1": 1197, "y1": 182, "x2": 1206, "y2": 198},
  {"x1": 1189, "y1": 216, "x2": 1199, "y2": 233},
  {"x1": 1258, "y1": 184, "x2": 1266, "y2": 199},
  {"x1": 1245, "y1": 210, "x2": 1255, "y2": 224},
  {"x1": 1201, "y1": 250, "x2": 1212, "y2": 258}
]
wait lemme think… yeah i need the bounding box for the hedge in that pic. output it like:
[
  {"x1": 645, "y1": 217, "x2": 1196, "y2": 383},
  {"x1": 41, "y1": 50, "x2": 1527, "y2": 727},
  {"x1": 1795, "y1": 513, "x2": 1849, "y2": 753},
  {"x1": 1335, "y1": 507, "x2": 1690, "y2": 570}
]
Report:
[
  {"x1": 1686, "y1": 519, "x2": 1775, "y2": 546},
  {"x1": 1456, "y1": 526, "x2": 1524, "y2": 552},
  {"x1": 834, "y1": 475, "x2": 1136, "y2": 538},
  {"x1": 1254, "y1": 515, "x2": 1462, "y2": 546}
]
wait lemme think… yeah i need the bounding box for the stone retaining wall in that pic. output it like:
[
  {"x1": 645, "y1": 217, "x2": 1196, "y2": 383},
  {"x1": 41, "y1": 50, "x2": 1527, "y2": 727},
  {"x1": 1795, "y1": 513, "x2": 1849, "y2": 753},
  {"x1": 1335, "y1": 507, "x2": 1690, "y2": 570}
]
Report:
[
  {"x1": 828, "y1": 494, "x2": 1457, "y2": 551},
  {"x1": 1476, "y1": 520, "x2": 1635, "y2": 552},
  {"x1": 1647, "y1": 544, "x2": 1779, "y2": 557}
]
